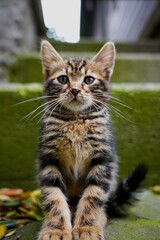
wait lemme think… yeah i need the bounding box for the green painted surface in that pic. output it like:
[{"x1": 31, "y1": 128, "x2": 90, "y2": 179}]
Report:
[
  {"x1": 0, "y1": 84, "x2": 160, "y2": 189},
  {"x1": 4, "y1": 191, "x2": 160, "y2": 240},
  {"x1": 8, "y1": 53, "x2": 160, "y2": 83}
]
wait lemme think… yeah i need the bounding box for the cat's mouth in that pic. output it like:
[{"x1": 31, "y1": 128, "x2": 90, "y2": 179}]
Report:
[
  {"x1": 72, "y1": 96, "x2": 80, "y2": 102},
  {"x1": 70, "y1": 99, "x2": 83, "y2": 105},
  {"x1": 63, "y1": 95, "x2": 89, "y2": 112},
  {"x1": 62, "y1": 93, "x2": 92, "y2": 112},
  {"x1": 69, "y1": 95, "x2": 84, "y2": 103}
]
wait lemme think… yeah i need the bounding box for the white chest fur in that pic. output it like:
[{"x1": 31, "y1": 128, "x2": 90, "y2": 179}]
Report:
[{"x1": 55, "y1": 120, "x2": 93, "y2": 179}]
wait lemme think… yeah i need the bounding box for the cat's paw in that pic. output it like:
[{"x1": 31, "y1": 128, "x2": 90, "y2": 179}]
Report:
[
  {"x1": 72, "y1": 226, "x2": 104, "y2": 240},
  {"x1": 38, "y1": 230, "x2": 72, "y2": 240}
]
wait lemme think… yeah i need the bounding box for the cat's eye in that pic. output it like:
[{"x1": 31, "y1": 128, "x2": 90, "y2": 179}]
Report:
[
  {"x1": 57, "y1": 75, "x2": 69, "y2": 84},
  {"x1": 84, "y1": 76, "x2": 95, "y2": 85}
]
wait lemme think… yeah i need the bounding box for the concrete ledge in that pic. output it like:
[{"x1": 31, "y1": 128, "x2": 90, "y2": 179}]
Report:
[
  {"x1": 0, "y1": 83, "x2": 160, "y2": 189},
  {"x1": 112, "y1": 83, "x2": 160, "y2": 90},
  {"x1": 1, "y1": 82, "x2": 160, "y2": 91}
]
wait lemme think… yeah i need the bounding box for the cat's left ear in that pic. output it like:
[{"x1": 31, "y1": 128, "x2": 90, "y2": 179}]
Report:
[
  {"x1": 41, "y1": 40, "x2": 63, "y2": 77},
  {"x1": 91, "y1": 42, "x2": 116, "y2": 80}
]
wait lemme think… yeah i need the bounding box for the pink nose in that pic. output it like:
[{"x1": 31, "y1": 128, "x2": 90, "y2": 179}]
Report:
[{"x1": 71, "y1": 88, "x2": 81, "y2": 96}]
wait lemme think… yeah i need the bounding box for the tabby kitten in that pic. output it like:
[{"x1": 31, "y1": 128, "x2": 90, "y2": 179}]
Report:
[{"x1": 37, "y1": 40, "x2": 146, "y2": 240}]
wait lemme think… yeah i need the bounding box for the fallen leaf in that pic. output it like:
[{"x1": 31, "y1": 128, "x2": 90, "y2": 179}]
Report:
[
  {"x1": 27, "y1": 210, "x2": 42, "y2": 221},
  {"x1": 18, "y1": 207, "x2": 28, "y2": 214},
  {"x1": 150, "y1": 185, "x2": 160, "y2": 194},
  {"x1": 0, "y1": 225, "x2": 7, "y2": 239},
  {"x1": 0, "y1": 195, "x2": 12, "y2": 201},
  {"x1": 0, "y1": 221, "x2": 16, "y2": 229},
  {"x1": 0, "y1": 189, "x2": 23, "y2": 197},
  {"x1": 0, "y1": 188, "x2": 42, "y2": 230},
  {"x1": 5, "y1": 229, "x2": 16, "y2": 237},
  {"x1": 30, "y1": 189, "x2": 41, "y2": 203},
  {"x1": 19, "y1": 191, "x2": 31, "y2": 200},
  {"x1": 6, "y1": 210, "x2": 17, "y2": 218},
  {"x1": 16, "y1": 219, "x2": 30, "y2": 228},
  {"x1": 0, "y1": 201, "x2": 20, "y2": 207}
]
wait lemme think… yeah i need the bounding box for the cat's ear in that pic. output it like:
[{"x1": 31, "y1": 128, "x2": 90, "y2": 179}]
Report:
[
  {"x1": 91, "y1": 41, "x2": 116, "y2": 80},
  {"x1": 41, "y1": 40, "x2": 63, "y2": 77}
]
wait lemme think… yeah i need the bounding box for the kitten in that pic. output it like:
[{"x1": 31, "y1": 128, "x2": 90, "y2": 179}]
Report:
[{"x1": 37, "y1": 40, "x2": 147, "y2": 240}]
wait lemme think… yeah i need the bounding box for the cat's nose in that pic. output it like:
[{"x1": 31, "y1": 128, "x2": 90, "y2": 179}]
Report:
[{"x1": 71, "y1": 87, "x2": 81, "y2": 96}]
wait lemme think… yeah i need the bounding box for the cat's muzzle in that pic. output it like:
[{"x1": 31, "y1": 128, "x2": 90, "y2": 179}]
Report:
[{"x1": 71, "y1": 87, "x2": 81, "y2": 97}]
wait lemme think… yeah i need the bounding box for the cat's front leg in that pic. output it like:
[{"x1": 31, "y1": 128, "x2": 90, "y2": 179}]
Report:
[
  {"x1": 38, "y1": 188, "x2": 72, "y2": 240},
  {"x1": 72, "y1": 154, "x2": 117, "y2": 240},
  {"x1": 37, "y1": 155, "x2": 72, "y2": 240},
  {"x1": 72, "y1": 186, "x2": 107, "y2": 240}
]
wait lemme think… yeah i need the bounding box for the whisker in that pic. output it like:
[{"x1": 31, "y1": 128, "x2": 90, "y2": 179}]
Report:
[
  {"x1": 93, "y1": 93, "x2": 121, "y2": 102},
  {"x1": 21, "y1": 98, "x2": 59, "y2": 121},
  {"x1": 14, "y1": 95, "x2": 56, "y2": 106},
  {"x1": 92, "y1": 94, "x2": 135, "y2": 111},
  {"x1": 37, "y1": 100, "x2": 62, "y2": 124},
  {"x1": 109, "y1": 99, "x2": 135, "y2": 111},
  {"x1": 92, "y1": 98, "x2": 110, "y2": 111},
  {"x1": 110, "y1": 96, "x2": 123, "y2": 102},
  {"x1": 59, "y1": 101, "x2": 65, "y2": 114},
  {"x1": 107, "y1": 104, "x2": 135, "y2": 124},
  {"x1": 92, "y1": 98, "x2": 134, "y2": 123},
  {"x1": 93, "y1": 102, "x2": 102, "y2": 112},
  {"x1": 31, "y1": 100, "x2": 60, "y2": 121},
  {"x1": 46, "y1": 101, "x2": 62, "y2": 125},
  {"x1": 107, "y1": 103, "x2": 125, "y2": 115},
  {"x1": 93, "y1": 94, "x2": 109, "y2": 100},
  {"x1": 37, "y1": 96, "x2": 67, "y2": 123}
]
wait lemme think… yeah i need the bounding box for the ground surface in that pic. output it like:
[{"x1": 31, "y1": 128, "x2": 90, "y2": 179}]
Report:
[{"x1": 4, "y1": 191, "x2": 160, "y2": 240}]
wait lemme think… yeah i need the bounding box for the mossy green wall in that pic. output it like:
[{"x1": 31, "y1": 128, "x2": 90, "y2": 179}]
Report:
[
  {"x1": 113, "y1": 58, "x2": 160, "y2": 83},
  {"x1": 8, "y1": 54, "x2": 160, "y2": 83},
  {"x1": 0, "y1": 86, "x2": 42, "y2": 190},
  {"x1": 111, "y1": 90, "x2": 160, "y2": 186},
  {"x1": 8, "y1": 54, "x2": 43, "y2": 84},
  {"x1": 0, "y1": 85, "x2": 159, "y2": 189},
  {"x1": 40, "y1": 39, "x2": 160, "y2": 53}
]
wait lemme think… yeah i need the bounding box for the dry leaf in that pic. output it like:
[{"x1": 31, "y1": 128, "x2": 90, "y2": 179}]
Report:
[
  {"x1": 151, "y1": 185, "x2": 160, "y2": 194},
  {"x1": 0, "y1": 225, "x2": 7, "y2": 239},
  {"x1": 5, "y1": 229, "x2": 16, "y2": 237},
  {"x1": 0, "y1": 189, "x2": 23, "y2": 196},
  {"x1": 0, "y1": 195, "x2": 12, "y2": 201}
]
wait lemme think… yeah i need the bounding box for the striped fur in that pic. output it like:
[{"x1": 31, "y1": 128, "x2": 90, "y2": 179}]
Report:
[{"x1": 37, "y1": 41, "x2": 145, "y2": 240}]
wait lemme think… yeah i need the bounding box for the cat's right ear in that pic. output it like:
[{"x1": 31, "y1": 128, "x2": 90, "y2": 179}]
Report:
[
  {"x1": 91, "y1": 42, "x2": 116, "y2": 80},
  {"x1": 41, "y1": 40, "x2": 63, "y2": 77}
]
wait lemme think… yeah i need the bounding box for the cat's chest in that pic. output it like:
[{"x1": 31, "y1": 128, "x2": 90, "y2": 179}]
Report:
[
  {"x1": 61, "y1": 120, "x2": 90, "y2": 143},
  {"x1": 54, "y1": 120, "x2": 93, "y2": 179}
]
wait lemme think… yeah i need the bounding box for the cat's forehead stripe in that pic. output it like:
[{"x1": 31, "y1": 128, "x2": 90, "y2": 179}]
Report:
[{"x1": 66, "y1": 58, "x2": 87, "y2": 74}]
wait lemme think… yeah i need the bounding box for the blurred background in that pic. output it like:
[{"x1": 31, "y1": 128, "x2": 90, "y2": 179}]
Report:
[
  {"x1": 0, "y1": 0, "x2": 160, "y2": 56},
  {"x1": 0, "y1": 0, "x2": 160, "y2": 190}
]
